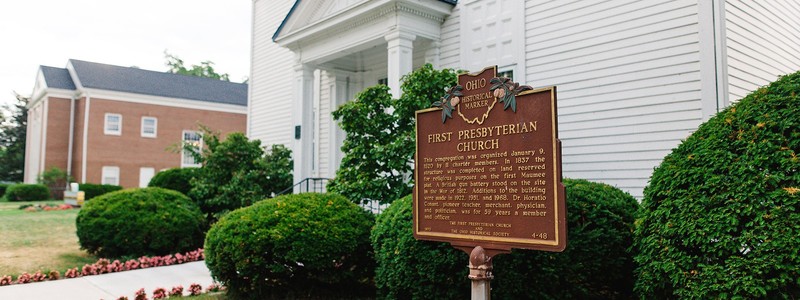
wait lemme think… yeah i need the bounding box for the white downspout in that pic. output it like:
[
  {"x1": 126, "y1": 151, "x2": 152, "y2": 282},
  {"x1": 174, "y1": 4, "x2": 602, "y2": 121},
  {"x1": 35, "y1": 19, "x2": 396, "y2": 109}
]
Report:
[
  {"x1": 81, "y1": 93, "x2": 91, "y2": 183},
  {"x1": 66, "y1": 94, "x2": 76, "y2": 178}
]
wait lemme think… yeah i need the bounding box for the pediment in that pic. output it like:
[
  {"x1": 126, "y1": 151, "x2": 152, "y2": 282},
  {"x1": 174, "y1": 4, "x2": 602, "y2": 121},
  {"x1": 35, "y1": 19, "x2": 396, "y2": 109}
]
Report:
[{"x1": 275, "y1": 0, "x2": 368, "y2": 40}]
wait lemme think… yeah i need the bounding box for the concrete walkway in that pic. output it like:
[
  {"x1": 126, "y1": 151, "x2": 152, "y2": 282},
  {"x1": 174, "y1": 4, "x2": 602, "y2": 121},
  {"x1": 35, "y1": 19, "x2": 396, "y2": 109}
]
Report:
[{"x1": 0, "y1": 261, "x2": 214, "y2": 300}]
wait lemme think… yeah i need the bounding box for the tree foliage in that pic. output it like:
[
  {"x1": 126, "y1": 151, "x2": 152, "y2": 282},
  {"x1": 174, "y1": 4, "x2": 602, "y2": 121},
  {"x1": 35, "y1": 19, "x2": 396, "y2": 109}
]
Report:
[
  {"x1": 328, "y1": 64, "x2": 458, "y2": 204},
  {"x1": 188, "y1": 128, "x2": 293, "y2": 222},
  {"x1": 0, "y1": 93, "x2": 28, "y2": 182},
  {"x1": 634, "y1": 71, "x2": 800, "y2": 298},
  {"x1": 164, "y1": 50, "x2": 230, "y2": 81},
  {"x1": 37, "y1": 167, "x2": 72, "y2": 200}
]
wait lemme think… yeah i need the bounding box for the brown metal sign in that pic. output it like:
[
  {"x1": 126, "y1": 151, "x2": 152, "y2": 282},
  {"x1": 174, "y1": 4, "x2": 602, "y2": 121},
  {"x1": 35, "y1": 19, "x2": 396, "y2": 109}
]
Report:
[{"x1": 414, "y1": 66, "x2": 566, "y2": 253}]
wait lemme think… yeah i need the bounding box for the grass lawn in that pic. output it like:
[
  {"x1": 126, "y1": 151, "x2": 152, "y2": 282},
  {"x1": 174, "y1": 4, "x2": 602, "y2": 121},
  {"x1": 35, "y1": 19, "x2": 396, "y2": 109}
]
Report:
[
  {"x1": 0, "y1": 199, "x2": 97, "y2": 277},
  {"x1": 188, "y1": 293, "x2": 227, "y2": 299}
]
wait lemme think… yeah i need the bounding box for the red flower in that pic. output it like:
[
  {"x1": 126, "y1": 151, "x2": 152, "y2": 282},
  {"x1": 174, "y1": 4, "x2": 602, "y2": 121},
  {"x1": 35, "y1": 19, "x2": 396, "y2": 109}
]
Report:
[
  {"x1": 169, "y1": 285, "x2": 184, "y2": 297},
  {"x1": 189, "y1": 283, "x2": 203, "y2": 295},
  {"x1": 134, "y1": 288, "x2": 148, "y2": 300},
  {"x1": 152, "y1": 287, "x2": 167, "y2": 299}
]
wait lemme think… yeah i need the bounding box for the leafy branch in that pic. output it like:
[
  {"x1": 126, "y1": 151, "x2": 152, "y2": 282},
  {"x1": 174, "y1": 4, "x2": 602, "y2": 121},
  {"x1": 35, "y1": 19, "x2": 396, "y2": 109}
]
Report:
[
  {"x1": 489, "y1": 77, "x2": 533, "y2": 112},
  {"x1": 432, "y1": 85, "x2": 464, "y2": 123}
]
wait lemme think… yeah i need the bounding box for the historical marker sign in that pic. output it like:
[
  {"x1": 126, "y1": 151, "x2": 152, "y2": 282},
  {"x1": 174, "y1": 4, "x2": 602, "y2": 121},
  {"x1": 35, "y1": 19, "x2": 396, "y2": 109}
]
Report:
[{"x1": 414, "y1": 66, "x2": 566, "y2": 252}]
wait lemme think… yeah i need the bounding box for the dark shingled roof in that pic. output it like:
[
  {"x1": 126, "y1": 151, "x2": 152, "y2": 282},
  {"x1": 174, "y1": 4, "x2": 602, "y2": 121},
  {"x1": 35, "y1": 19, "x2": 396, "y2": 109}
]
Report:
[
  {"x1": 40, "y1": 66, "x2": 77, "y2": 90},
  {"x1": 68, "y1": 59, "x2": 247, "y2": 106}
]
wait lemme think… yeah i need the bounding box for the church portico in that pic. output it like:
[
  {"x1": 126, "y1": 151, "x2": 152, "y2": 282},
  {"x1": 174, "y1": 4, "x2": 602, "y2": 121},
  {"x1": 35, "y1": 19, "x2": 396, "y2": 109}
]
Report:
[{"x1": 273, "y1": 0, "x2": 454, "y2": 186}]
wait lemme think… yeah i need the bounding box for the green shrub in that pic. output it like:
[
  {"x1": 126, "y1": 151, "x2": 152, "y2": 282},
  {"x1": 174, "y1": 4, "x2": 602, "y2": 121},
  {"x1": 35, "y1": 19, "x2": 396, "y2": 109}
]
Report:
[
  {"x1": 634, "y1": 72, "x2": 800, "y2": 298},
  {"x1": 328, "y1": 64, "x2": 458, "y2": 204},
  {"x1": 372, "y1": 179, "x2": 639, "y2": 299},
  {"x1": 0, "y1": 183, "x2": 9, "y2": 199},
  {"x1": 37, "y1": 167, "x2": 72, "y2": 200},
  {"x1": 492, "y1": 178, "x2": 638, "y2": 299},
  {"x1": 76, "y1": 187, "x2": 205, "y2": 258},
  {"x1": 189, "y1": 130, "x2": 293, "y2": 222},
  {"x1": 5, "y1": 184, "x2": 50, "y2": 201},
  {"x1": 147, "y1": 167, "x2": 199, "y2": 196},
  {"x1": 205, "y1": 193, "x2": 374, "y2": 299},
  {"x1": 78, "y1": 183, "x2": 122, "y2": 200},
  {"x1": 371, "y1": 194, "x2": 469, "y2": 299}
]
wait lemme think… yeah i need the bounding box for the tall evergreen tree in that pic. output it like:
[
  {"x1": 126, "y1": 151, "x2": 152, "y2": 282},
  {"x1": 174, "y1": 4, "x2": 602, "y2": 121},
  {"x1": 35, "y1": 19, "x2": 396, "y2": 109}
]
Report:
[{"x1": 0, "y1": 93, "x2": 28, "y2": 182}]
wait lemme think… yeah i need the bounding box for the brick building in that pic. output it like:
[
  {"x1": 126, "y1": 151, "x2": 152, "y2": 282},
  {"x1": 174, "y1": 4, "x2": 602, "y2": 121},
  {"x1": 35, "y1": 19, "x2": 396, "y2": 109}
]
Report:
[{"x1": 25, "y1": 59, "x2": 247, "y2": 188}]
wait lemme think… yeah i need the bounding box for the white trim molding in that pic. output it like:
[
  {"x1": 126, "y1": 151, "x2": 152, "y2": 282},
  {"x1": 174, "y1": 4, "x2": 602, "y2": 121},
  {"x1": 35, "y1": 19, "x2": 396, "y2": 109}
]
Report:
[{"x1": 80, "y1": 88, "x2": 247, "y2": 115}]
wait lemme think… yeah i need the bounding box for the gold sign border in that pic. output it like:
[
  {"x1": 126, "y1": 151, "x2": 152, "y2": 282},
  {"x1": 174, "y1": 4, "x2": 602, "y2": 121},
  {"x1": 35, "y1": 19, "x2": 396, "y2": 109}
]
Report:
[{"x1": 414, "y1": 86, "x2": 562, "y2": 248}]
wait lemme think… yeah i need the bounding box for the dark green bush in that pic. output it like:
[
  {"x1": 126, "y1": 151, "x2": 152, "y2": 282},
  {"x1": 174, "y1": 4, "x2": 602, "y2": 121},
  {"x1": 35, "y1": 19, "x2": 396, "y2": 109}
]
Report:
[
  {"x1": 371, "y1": 194, "x2": 469, "y2": 299},
  {"x1": 0, "y1": 183, "x2": 9, "y2": 199},
  {"x1": 492, "y1": 178, "x2": 638, "y2": 299},
  {"x1": 205, "y1": 193, "x2": 374, "y2": 299},
  {"x1": 147, "y1": 167, "x2": 199, "y2": 196},
  {"x1": 37, "y1": 167, "x2": 71, "y2": 200},
  {"x1": 635, "y1": 72, "x2": 800, "y2": 298},
  {"x1": 76, "y1": 187, "x2": 205, "y2": 258},
  {"x1": 372, "y1": 178, "x2": 639, "y2": 300},
  {"x1": 189, "y1": 131, "x2": 293, "y2": 222},
  {"x1": 328, "y1": 64, "x2": 458, "y2": 205},
  {"x1": 5, "y1": 184, "x2": 50, "y2": 201},
  {"x1": 78, "y1": 183, "x2": 122, "y2": 200}
]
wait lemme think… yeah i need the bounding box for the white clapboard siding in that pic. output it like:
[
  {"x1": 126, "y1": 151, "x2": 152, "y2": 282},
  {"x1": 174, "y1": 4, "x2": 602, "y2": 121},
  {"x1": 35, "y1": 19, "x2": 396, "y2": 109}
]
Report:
[
  {"x1": 526, "y1": 0, "x2": 704, "y2": 198},
  {"x1": 724, "y1": 0, "x2": 800, "y2": 102},
  {"x1": 249, "y1": 0, "x2": 296, "y2": 148},
  {"x1": 440, "y1": 5, "x2": 460, "y2": 69}
]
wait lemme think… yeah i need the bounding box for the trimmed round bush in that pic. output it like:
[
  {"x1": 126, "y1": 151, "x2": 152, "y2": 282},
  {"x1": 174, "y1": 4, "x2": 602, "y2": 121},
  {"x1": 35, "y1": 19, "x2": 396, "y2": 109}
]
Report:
[
  {"x1": 372, "y1": 194, "x2": 469, "y2": 299},
  {"x1": 205, "y1": 193, "x2": 375, "y2": 299},
  {"x1": 76, "y1": 187, "x2": 205, "y2": 258},
  {"x1": 5, "y1": 184, "x2": 50, "y2": 201},
  {"x1": 492, "y1": 178, "x2": 638, "y2": 299},
  {"x1": 635, "y1": 72, "x2": 800, "y2": 298},
  {"x1": 372, "y1": 178, "x2": 639, "y2": 299},
  {"x1": 78, "y1": 183, "x2": 122, "y2": 200},
  {"x1": 147, "y1": 167, "x2": 199, "y2": 197}
]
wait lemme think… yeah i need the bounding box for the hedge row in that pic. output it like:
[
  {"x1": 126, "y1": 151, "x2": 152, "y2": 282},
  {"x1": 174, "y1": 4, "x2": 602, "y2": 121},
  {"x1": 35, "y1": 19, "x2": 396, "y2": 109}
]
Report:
[
  {"x1": 203, "y1": 179, "x2": 639, "y2": 299},
  {"x1": 5, "y1": 184, "x2": 50, "y2": 201},
  {"x1": 78, "y1": 183, "x2": 122, "y2": 200}
]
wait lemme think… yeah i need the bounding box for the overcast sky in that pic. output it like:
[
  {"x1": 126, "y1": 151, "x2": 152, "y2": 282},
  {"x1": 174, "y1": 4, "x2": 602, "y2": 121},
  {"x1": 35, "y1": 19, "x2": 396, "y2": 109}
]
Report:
[{"x1": 0, "y1": 0, "x2": 251, "y2": 106}]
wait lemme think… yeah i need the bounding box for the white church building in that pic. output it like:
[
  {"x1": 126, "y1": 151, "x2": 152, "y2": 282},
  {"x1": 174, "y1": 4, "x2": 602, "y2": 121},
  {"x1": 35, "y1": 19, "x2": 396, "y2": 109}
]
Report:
[{"x1": 248, "y1": 0, "x2": 800, "y2": 198}]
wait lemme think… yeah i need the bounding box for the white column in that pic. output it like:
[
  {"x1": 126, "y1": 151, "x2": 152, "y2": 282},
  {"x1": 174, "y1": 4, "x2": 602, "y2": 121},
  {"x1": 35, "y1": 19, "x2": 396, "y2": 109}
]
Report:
[
  {"x1": 385, "y1": 31, "x2": 416, "y2": 98},
  {"x1": 293, "y1": 61, "x2": 315, "y2": 192},
  {"x1": 329, "y1": 71, "x2": 350, "y2": 177},
  {"x1": 425, "y1": 40, "x2": 441, "y2": 68}
]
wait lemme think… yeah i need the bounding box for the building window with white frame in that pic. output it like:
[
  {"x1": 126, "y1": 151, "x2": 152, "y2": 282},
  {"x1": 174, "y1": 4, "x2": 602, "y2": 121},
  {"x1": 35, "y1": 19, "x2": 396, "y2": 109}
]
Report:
[
  {"x1": 104, "y1": 113, "x2": 122, "y2": 135},
  {"x1": 101, "y1": 166, "x2": 120, "y2": 185},
  {"x1": 497, "y1": 67, "x2": 514, "y2": 80},
  {"x1": 141, "y1": 117, "x2": 157, "y2": 138},
  {"x1": 182, "y1": 130, "x2": 202, "y2": 167}
]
